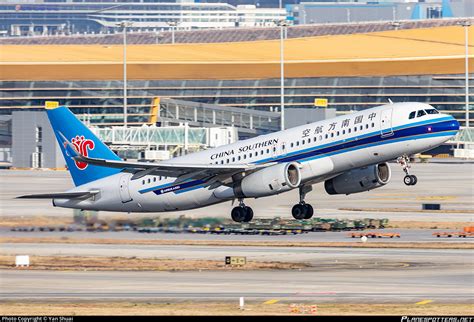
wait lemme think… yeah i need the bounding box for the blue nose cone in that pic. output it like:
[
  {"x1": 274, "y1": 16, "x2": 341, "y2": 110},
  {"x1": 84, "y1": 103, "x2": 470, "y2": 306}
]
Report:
[{"x1": 450, "y1": 117, "x2": 460, "y2": 132}]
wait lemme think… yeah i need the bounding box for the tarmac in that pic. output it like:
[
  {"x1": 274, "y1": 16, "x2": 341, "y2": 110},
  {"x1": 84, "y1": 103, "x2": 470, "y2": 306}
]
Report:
[
  {"x1": 0, "y1": 160, "x2": 472, "y2": 305},
  {"x1": 1, "y1": 246, "x2": 472, "y2": 303}
]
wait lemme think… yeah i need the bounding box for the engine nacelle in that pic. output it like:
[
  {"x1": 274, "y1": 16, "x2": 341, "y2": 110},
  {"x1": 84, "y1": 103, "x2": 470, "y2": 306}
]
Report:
[
  {"x1": 324, "y1": 163, "x2": 391, "y2": 195},
  {"x1": 234, "y1": 162, "x2": 301, "y2": 198}
]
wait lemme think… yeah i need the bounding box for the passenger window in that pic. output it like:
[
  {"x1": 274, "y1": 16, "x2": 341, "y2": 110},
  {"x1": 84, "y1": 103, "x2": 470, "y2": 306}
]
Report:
[
  {"x1": 301, "y1": 140, "x2": 305, "y2": 145},
  {"x1": 273, "y1": 147, "x2": 276, "y2": 152},
  {"x1": 148, "y1": 178, "x2": 151, "y2": 184},
  {"x1": 354, "y1": 127, "x2": 357, "y2": 132},
  {"x1": 249, "y1": 153, "x2": 252, "y2": 158},
  {"x1": 260, "y1": 150, "x2": 264, "y2": 155},
  {"x1": 371, "y1": 123, "x2": 375, "y2": 127},
  {"x1": 331, "y1": 133, "x2": 334, "y2": 138},
  {"x1": 296, "y1": 141, "x2": 299, "y2": 146},
  {"x1": 313, "y1": 137, "x2": 317, "y2": 142},
  {"x1": 142, "y1": 180, "x2": 145, "y2": 185},
  {"x1": 319, "y1": 135, "x2": 322, "y2": 141},
  {"x1": 290, "y1": 143, "x2": 294, "y2": 148},
  {"x1": 226, "y1": 159, "x2": 229, "y2": 163},
  {"x1": 266, "y1": 149, "x2": 270, "y2": 153},
  {"x1": 232, "y1": 157, "x2": 235, "y2": 162},
  {"x1": 417, "y1": 110, "x2": 426, "y2": 117},
  {"x1": 153, "y1": 177, "x2": 156, "y2": 182},
  {"x1": 325, "y1": 134, "x2": 328, "y2": 139},
  {"x1": 409, "y1": 111, "x2": 416, "y2": 119},
  {"x1": 238, "y1": 156, "x2": 241, "y2": 161},
  {"x1": 221, "y1": 160, "x2": 224, "y2": 164},
  {"x1": 348, "y1": 128, "x2": 351, "y2": 133},
  {"x1": 243, "y1": 155, "x2": 247, "y2": 159},
  {"x1": 336, "y1": 131, "x2": 340, "y2": 136},
  {"x1": 360, "y1": 125, "x2": 363, "y2": 130},
  {"x1": 366, "y1": 124, "x2": 369, "y2": 129}
]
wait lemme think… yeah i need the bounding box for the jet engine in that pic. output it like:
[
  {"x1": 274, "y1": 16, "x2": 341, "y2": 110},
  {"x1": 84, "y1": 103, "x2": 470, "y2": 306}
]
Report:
[
  {"x1": 324, "y1": 163, "x2": 391, "y2": 195},
  {"x1": 233, "y1": 162, "x2": 301, "y2": 198}
]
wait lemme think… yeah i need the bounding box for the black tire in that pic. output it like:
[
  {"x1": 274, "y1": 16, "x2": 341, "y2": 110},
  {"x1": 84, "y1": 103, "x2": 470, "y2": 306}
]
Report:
[
  {"x1": 292, "y1": 204, "x2": 306, "y2": 220},
  {"x1": 410, "y1": 175, "x2": 418, "y2": 185},
  {"x1": 404, "y1": 175, "x2": 414, "y2": 186},
  {"x1": 244, "y1": 206, "x2": 254, "y2": 222},
  {"x1": 231, "y1": 207, "x2": 247, "y2": 222},
  {"x1": 303, "y1": 204, "x2": 314, "y2": 219}
]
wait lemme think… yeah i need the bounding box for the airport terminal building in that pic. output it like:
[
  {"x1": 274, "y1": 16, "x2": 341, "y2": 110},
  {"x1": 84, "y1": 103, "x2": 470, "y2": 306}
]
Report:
[{"x1": 1, "y1": 19, "x2": 472, "y2": 127}]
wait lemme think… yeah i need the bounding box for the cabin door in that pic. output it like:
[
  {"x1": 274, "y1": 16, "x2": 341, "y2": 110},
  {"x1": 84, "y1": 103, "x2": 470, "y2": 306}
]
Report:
[
  {"x1": 380, "y1": 108, "x2": 394, "y2": 137},
  {"x1": 119, "y1": 174, "x2": 133, "y2": 203}
]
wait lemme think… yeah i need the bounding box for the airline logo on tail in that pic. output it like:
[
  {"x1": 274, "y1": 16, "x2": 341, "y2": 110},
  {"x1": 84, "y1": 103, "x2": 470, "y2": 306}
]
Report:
[{"x1": 69, "y1": 135, "x2": 95, "y2": 170}]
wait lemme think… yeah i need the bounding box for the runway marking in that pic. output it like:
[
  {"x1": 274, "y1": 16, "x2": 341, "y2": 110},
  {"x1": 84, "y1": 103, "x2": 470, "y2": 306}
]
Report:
[
  {"x1": 373, "y1": 193, "x2": 412, "y2": 196},
  {"x1": 264, "y1": 299, "x2": 280, "y2": 305},
  {"x1": 295, "y1": 292, "x2": 337, "y2": 295},
  {"x1": 416, "y1": 196, "x2": 456, "y2": 201},
  {"x1": 416, "y1": 300, "x2": 433, "y2": 305}
]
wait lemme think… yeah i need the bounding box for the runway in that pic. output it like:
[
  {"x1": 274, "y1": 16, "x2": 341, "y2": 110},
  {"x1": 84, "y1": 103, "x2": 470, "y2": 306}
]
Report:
[
  {"x1": 1, "y1": 247, "x2": 472, "y2": 303},
  {"x1": 1, "y1": 162, "x2": 472, "y2": 307},
  {"x1": 1, "y1": 266, "x2": 471, "y2": 303}
]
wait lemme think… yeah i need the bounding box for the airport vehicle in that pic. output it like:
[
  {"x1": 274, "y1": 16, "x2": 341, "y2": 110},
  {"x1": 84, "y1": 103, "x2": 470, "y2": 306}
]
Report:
[{"x1": 19, "y1": 102, "x2": 459, "y2": 222}]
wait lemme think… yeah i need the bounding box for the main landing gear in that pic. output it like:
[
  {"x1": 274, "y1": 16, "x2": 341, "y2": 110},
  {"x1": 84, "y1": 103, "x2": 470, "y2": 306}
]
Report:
[
  {"x1": 231, "y1": 199, "x2": 254, "y2": 223},
  {"x1": 292, "y1": 185, "x2": 314, "y2": 220},
  {"x1": 397, "y1": 155, "x2": 417, "y2": 186}
]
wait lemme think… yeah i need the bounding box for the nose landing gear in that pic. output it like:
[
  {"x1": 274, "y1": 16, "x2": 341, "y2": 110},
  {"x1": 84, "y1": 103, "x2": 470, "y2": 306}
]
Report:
[
  {"x1": 231, "y1": 199, "x2": 254, "y2": 222},
  {"x1": 291, "y1": 185, "x2": 314, "y2": 220},
  {"x1": 397, "y1": 155, "x2": 417, "y2": 186}
]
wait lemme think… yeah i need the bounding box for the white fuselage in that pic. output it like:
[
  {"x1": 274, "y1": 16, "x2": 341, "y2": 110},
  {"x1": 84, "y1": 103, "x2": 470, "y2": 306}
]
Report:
[{"x1": 54, "y1": 102, "x2": 459, "y2": 212}]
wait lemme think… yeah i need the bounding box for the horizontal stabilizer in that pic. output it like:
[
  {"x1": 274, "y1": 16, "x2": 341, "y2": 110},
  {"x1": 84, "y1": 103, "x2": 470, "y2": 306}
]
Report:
[{"x1": 17, "y1": 190, "x2": 99, "y2": 199}]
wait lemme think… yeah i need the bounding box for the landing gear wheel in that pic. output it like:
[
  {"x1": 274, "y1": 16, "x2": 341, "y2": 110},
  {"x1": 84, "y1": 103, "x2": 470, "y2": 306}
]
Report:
[
  {"x1": 292, "y1": 204, "x2": 306, "y2": 220},
  {"x1": 403, "y1": 175, "x2": 417, "y2": 186},
  {"x1": 398, "y1": 155, "x2": 418, "y2": 186},
  {"x1": 303, "y1": 204, "x2": 314, "y2": 219},
  {"x1": 231, "y1": 207, "x2": 247, "y2": 222},
  {"x1": 244, "y1": 206, "x2": 254, "y2": 222},
  {"x1": 231, "y1": 206, "x2": 254, "y2": 222}
]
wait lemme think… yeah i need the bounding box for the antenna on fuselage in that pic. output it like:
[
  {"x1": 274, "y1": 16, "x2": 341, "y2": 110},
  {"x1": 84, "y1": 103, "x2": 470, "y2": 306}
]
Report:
[{"x1": 388, "y1": 98, "x2": 394, "y2": 104}]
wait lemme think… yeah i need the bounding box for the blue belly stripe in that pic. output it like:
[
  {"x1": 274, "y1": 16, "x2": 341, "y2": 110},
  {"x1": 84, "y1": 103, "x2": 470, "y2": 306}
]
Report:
[{"x1": 140, "y1": 118, "x2": 458, "y2": 196}]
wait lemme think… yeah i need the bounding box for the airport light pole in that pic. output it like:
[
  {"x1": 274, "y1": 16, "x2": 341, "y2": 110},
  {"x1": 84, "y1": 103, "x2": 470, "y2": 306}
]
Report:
[
  {"x1": 274, "y1": 19, "x2": 289, "y2": 131},
  {"x1": 116, "y1": 20, "x2": 133, "y2": 127},
  {"x1": 461, "y1": 21, "x2": 471, "y2": 128},
  {"x1": 167, "y1": 21, "x2": 178, "y2": 44}
]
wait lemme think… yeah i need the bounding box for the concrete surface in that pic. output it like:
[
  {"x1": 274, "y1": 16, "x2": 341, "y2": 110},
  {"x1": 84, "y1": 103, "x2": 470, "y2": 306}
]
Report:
[{"x1": 0, "y1": 246, "x2": 472, "y2": 303}]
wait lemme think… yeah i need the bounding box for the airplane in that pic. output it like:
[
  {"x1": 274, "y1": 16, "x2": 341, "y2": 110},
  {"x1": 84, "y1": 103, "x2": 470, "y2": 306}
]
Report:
[{"x1": 18, "y1": 102, "x2": 460, "y2": 222}]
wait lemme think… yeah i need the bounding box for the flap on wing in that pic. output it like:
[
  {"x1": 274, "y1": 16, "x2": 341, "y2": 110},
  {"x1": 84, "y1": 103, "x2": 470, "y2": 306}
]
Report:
[
  {"x1": 74, "y1": 154, "x2": 276, "y2": 180},
  {"x1": 17, "y1": 190, "x2": 99, "y2": 199}
]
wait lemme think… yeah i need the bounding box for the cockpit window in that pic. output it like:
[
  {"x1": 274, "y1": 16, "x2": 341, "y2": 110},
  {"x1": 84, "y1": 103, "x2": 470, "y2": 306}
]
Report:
[
  {"x1": 409, "y1": 111, "x2": 416, "y2": 119},
  {"x1": 417, "y1": 110, "x2": 426, "y2": 117},
  {"x1": 425, "y1": 109, "x2": 439, "y2": 114}
]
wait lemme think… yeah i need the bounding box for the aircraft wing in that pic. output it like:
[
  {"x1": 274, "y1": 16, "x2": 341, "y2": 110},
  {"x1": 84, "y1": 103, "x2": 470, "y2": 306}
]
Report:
[
  {"x1": 61, "y1": 132, "x2": 275, "y2": 183},
  {"x1": 74, "y1": 154, "x2": 275, "y2": 182}
]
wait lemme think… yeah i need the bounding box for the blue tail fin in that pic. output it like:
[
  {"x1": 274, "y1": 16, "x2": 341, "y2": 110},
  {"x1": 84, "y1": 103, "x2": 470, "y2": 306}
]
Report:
[{"x1": 46, "y1": 105, "x2": 122, "y2": 186}]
